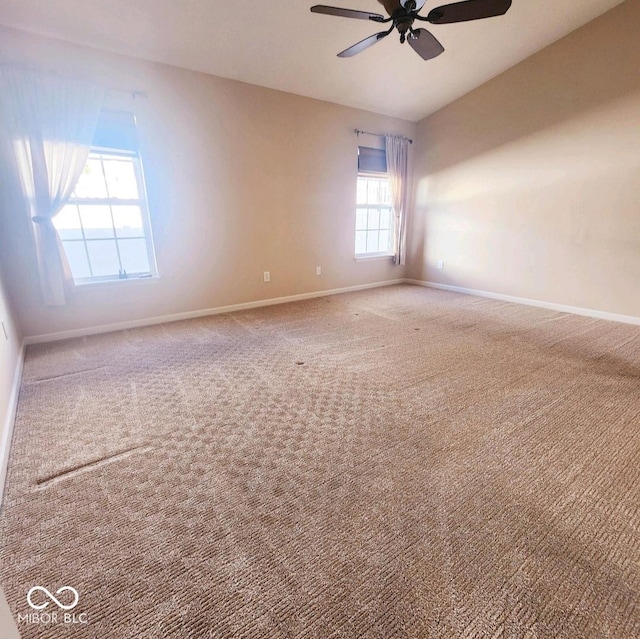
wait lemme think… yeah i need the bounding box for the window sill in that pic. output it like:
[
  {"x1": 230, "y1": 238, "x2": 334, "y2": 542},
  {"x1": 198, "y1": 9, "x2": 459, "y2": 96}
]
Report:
[
  {"x1": 74, "y1": 275, "x2": 160, "y2": 291},
  {"x1": 354, "y1": 254, "x2": 395, "y2": 263}
]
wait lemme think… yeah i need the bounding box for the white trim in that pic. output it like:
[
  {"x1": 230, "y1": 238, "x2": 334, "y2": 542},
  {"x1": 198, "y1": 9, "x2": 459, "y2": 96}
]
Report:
[
  {"x1": 354, "y1": 254, "x2": 394, "y2": 262},
  {"x1": 0, "y1": 340, "x2": 25, "y2": 509},
  {"x1": 24, "y1": 279, "x2": 405, "y2": 344},
  {"x1": 406, "y1": 280, "x2": 640, "y2": 326},
  {"x1": 24, "y1": 278, "x2": 640, "y2": 344},
  {"x1": 74, "y1": 274, "x2": 159, "y2": 291}
]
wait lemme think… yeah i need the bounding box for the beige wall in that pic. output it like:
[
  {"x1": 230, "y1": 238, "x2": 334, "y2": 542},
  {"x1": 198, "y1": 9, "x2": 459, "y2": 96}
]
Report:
[
  {"x1": 0, "y1": 27, "x2": 414, "y2": 338},
  {"x1": 408, "y1": 0, "x2": 640, "y2": 317}
]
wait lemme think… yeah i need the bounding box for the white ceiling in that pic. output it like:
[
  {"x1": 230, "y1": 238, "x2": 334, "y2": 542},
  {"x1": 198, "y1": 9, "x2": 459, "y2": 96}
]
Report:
[{"x1": 0, "y1": 0, "x2": 627, "y2": 122}]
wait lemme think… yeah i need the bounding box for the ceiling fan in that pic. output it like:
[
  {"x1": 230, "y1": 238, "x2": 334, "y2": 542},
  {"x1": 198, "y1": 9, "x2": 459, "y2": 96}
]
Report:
[{"x1": 310, "y1": 0, "x2": 512, "y2": 60}]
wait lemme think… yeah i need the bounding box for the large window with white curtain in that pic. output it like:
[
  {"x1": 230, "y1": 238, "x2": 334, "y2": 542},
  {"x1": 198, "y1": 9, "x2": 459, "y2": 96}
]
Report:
[{"x1": 53, "y1": 111, "x2": 157, "y2": 284}]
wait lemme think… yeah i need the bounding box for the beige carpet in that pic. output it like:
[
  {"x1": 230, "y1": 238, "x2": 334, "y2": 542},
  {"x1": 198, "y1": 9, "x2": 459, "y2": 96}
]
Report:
[{"x1": 1, "y1": 284, "x2": 639, "y2": 638}]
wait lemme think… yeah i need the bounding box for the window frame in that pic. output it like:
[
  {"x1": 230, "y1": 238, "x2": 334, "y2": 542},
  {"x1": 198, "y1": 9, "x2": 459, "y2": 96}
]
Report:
[
  {"x1": 354, "y1": 171, "x2": 395, "y2": 259},
  {"x1": 56, "y1": 146, "x2": 158, "y2": 286}
]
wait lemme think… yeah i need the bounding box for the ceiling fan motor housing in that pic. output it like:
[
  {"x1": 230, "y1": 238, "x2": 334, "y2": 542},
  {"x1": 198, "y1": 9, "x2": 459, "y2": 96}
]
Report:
[
  {"x1": 395, "y1": 16, "x2": 414, "y2": 36},
  {"x1": 393, "y1": 4, "x2": 418, "y2": 43}
]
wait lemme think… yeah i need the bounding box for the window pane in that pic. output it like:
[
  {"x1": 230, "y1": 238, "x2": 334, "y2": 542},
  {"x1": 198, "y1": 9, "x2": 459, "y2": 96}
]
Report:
[
  {"x1": 118, "y1": 238, "x2": 151, "y2": 274},
  {"x1": 367, "y1": 209, "x2": 380, "y2": 231},
  {"x1": 356, "y1": 178, "x2": 367, "y2": 204},
  {"x1": 73, "y1": 158, "x2": 108, "y2": 199},
  {"x1": 355, "y1": 231, "x2": 367, "y2": 255},
  {"x1": 380, "y1": 180, "x2": 391, "y2": 204},
  {"x1": 103, "y1": 158, "x2": 139, "y2": 199},
  {"x1": 366, "y1": 231, "x2": 379, "y2": 254},
  {"x1": 86, "y1": 240, "x2": 121, "y2": 277},
  {"x1": 113, "y1": 205, "x2": 144, "y2": 238},
  {"x1": 61, "y1": 241, "x2": 91, "y2": 280},
  {"x1": 379, "y1": 230, "x2": 391, "y2": 253},
  {"x1": 355, "y1": 208, "x2": 368, "y2": 231},
  {"x1": 79, "y1": 205, "x2": 115, "y2": 239},
  {"x1": 54, "y1": 205, "x2": 83, "y2": 240},
  {"x1": 367, "y1": 179, "x2": 379, "y2": 203},
  {"x1": 380, "y1": 208, "x2": 392, "y2": 230}
]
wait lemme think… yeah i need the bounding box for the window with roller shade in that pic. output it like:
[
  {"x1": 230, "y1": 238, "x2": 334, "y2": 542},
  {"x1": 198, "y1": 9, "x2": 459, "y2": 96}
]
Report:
[
  {"x1": 53, "y1": 110, "x2": 157, "y2": 284},
  {"x1": 355, "y1": 146, "x2": 394, "y2": 257}
]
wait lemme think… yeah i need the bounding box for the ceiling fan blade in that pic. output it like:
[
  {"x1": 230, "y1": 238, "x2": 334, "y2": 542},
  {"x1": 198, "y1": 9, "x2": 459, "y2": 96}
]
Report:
[
  {"x1": 427, "y1": 0, "x2": 512, "y2": 24},
  {"x1": 408, "y1": 29, "x2": 445, "y2": 60},
  {"x1": 338, "y1": 31, "x2": 390, "y2": 57},
  {"x1": 311, "y1": 5, "x2": 385, "y2": 21}
]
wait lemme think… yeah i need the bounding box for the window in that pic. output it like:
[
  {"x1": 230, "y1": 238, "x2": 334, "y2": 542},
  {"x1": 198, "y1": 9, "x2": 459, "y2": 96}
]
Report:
[
  {"x1": 53, "y1": 111, "x2": 157, "y2": 284},
  {"x1": 355, "y1": 147, "x2": 394, "y2": 258}
]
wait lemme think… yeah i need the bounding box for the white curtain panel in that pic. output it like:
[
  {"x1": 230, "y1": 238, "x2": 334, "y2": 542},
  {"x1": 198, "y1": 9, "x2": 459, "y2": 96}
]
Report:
[
  {"x1": 385, "y1": 135, "x2": 410, "y2": 266},
  {"x1": 0, "y1": 67, "x2": 104, "y2": 306}
]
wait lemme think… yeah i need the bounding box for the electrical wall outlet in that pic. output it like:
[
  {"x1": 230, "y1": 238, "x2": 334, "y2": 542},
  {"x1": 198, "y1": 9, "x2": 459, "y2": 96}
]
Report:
[
  {"x1": 263, "y1": 271, "x2": 271, "y2": 283},
  {"x1": 316, "y1": 266, "x2": 322, "y2": 276},
  {"x1": 437, "y1": 260, "x2": 444, "y2": 270}
]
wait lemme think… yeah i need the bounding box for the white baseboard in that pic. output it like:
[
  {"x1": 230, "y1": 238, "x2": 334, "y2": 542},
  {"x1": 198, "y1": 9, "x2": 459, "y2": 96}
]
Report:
[
  {"x1": 25, "y1": 279, "x2": 406, "y2": 345},
  {"x1": 0, "y1": 340, "x2": 25, "y2": 510},
  {"x1": 406, "y1": 279, "x2": 640, "y2": 326},
  {"x1": 24, "y1": 278, "x2": 640, "y2": 344}
]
